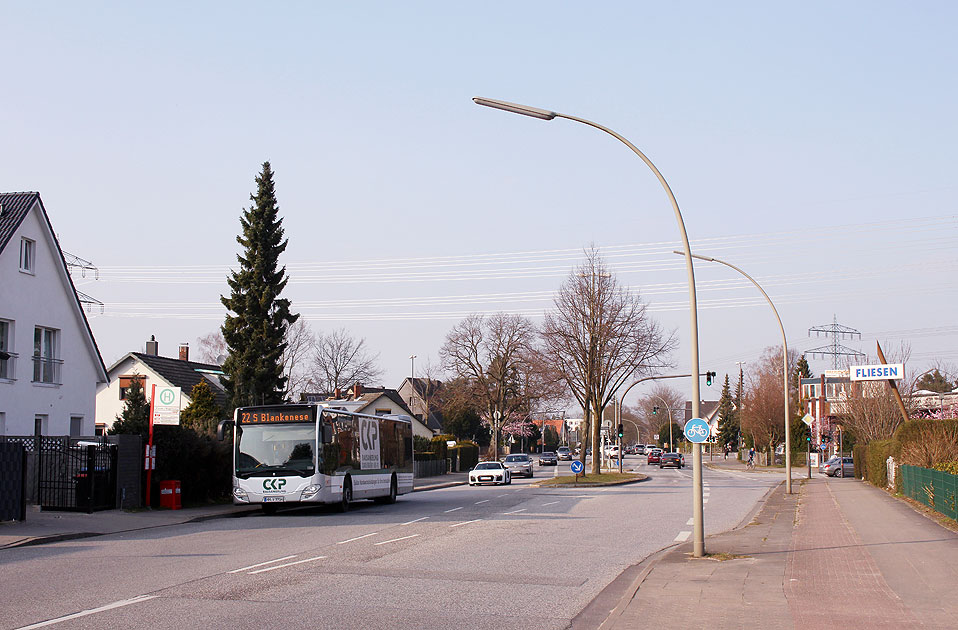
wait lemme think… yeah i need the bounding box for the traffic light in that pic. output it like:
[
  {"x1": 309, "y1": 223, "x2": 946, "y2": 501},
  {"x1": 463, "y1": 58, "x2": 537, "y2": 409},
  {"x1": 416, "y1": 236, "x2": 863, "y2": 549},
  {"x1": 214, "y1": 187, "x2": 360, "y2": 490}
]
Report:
[
  {"x1": 617, "y1": 423, "x2": 624, "y2": 439},
  {"x1": 652, "y1": 406, "x2": 659, "y2": 415},
  {"x1": 706, "y1": 371, "x2": 715, "y2": 386}
]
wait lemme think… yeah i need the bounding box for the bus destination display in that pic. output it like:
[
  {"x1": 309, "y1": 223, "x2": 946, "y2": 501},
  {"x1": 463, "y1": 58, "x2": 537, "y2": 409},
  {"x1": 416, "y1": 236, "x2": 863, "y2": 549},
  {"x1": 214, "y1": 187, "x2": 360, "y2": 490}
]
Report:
[{"x1": 238, "y1": 406, "x2": 314, "y2": 424}]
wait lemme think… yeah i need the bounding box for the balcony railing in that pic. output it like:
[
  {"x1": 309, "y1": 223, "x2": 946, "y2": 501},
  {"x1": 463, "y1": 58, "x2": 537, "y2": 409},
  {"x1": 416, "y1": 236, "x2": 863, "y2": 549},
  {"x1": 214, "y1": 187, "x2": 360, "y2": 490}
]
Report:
[
  {"x1": 0, "y1": 352, "x2": 16, "y2": 380},
  {"x1": 32, "y1": 356, "x2": 63, "y2": 385}
]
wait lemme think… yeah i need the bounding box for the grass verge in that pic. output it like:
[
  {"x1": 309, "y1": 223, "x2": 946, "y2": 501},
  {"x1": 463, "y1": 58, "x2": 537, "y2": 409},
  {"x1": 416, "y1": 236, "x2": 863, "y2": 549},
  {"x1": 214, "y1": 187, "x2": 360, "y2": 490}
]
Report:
[{"x1": 536, "y1": 472, "x2": 642, "y2": 487}]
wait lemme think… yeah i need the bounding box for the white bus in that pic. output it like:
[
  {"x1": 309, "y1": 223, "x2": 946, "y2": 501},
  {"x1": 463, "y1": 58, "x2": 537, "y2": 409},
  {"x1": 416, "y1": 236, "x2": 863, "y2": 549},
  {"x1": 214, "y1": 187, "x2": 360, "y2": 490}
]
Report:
[{"x1": 218, "y1": 404, "x2": 414, "y2": 514}]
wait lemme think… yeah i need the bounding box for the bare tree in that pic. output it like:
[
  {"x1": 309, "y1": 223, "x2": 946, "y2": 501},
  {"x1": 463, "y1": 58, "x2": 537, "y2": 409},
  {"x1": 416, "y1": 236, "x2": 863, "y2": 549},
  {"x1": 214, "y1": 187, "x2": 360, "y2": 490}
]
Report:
[
  {"x1": 636, "y1": 384, "x2": 685, "y2": 444},
  {"x1": 439, "y1": 312, "x2": 536, "y2": 460},
  {"x1": 195, "y1": 330, "x2": 228, "y2": 364},
  {"x1": 840, "y1": 343, "x2": 915, "y2": 442},
  {"x1": 740, "y1": 346, "x2": 799, "y2": 461},
  {"x1": 541, "y1": 249, "x2": 675, "y2": 473},
  {"x1": 281, "y1": 319, "x2": 315, "y2": 401},
  {"x1": 308, "y1": 328, "x2": 383, "y2": 394}
]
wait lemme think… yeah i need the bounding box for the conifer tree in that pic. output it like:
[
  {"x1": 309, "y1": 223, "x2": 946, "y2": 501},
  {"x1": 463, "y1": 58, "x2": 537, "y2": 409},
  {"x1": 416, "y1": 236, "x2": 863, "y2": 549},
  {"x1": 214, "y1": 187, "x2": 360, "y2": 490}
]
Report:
[
  {"x1": 221, "y1": 162, "x2": 299, "y2": 409},
  {"x1": 717, "y1": 374, "x2": 739, "y2": 449},
  {"x1": 109, "y1": 376, "x2": 149, "y2": 436},
  {"x1": 180, "y1": 381, "x2": 222, "y2": 435}
]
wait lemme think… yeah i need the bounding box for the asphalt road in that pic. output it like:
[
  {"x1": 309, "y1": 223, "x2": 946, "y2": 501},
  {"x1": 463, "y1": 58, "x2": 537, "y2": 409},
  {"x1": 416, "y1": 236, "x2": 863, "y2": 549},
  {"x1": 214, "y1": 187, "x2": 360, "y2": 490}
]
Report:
[{"x1": 1, "y1": 457, "x2": 777, "y2": 630}]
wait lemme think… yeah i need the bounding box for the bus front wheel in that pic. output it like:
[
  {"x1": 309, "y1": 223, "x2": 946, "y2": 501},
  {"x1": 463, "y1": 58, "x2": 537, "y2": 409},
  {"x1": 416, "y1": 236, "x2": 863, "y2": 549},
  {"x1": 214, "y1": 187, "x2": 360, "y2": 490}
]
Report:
[{"x1": 338, "y1": 478, "x2": 352, "y2": 513}]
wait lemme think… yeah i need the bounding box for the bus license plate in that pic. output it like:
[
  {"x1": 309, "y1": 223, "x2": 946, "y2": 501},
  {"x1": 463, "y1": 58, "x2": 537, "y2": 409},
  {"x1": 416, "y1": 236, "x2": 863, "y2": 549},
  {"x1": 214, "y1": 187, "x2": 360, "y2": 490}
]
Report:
[{"x1": 263, "y1": 496, "x2": 285, "y2": 502}]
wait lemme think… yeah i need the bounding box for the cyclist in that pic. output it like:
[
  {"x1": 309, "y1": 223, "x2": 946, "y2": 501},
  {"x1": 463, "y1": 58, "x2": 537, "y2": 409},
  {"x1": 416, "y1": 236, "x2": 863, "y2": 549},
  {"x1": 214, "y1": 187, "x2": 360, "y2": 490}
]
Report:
[{"x1": 746, "y1": 447, "x2": 755, "y2": 469}]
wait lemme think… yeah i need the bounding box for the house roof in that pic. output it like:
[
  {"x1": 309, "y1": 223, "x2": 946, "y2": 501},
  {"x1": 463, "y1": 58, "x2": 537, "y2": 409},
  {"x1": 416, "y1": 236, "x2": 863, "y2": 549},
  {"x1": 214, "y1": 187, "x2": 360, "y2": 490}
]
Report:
[
  {"x1": 684, "y1": 400, "x2": 721, "y2": 421},
  {"x1": 128, "y1": 352, "x2": 228, "y2": 409},
  {"x1": 1, "y1": 192, "x2": 108, "y2": 382}
]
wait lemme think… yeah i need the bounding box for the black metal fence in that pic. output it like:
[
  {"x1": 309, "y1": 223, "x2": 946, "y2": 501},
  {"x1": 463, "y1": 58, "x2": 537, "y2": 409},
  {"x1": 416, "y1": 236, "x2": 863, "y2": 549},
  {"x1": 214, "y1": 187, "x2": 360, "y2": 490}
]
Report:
[
  {"x1": 36, "y1": 438, "x2": 118, "y2": 513},
  {"x1": 414, "y1": 458, "x2": 448, "y2": 478},
  {"x1": 0, "y1": 442, "x2": 27, "y2": 521}
]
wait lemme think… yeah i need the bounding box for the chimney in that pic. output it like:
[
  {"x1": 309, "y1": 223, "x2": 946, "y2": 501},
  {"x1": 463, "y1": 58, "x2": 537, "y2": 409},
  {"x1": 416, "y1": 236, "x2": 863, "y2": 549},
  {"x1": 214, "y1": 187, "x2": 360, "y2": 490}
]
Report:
[
  {"x1": 179, "y1": 343, "x2": 189, "y2": 361},
  {"x1": 333, "y1": 387, "x2": 342, "y2": 400},
  {"x1": 351, "y1": 383, "x2": 363, "y2": 399},
  {"x1": 145, "y1": 335, "x2": 158, "y2": 356}
]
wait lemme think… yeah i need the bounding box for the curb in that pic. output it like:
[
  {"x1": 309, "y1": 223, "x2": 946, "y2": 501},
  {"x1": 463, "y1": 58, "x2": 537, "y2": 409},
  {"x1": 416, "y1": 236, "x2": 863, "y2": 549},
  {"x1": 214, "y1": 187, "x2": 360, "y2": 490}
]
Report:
[
  {"x1": 533, "y1": 473, "x2": 650, "y2": 489},
  {"x1": 411, "y1": 481, "x2": 467, "y2": 492}
]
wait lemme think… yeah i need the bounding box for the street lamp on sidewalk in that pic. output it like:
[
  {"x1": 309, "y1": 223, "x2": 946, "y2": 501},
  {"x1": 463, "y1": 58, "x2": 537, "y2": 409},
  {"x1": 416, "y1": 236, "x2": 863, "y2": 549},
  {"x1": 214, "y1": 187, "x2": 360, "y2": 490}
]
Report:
[
  {"x1": 675, "y1": 251, "x2": 793, "y2": 494},
  {"x1": 474, "y1": 96, "x2": 706, "y2": 556}
]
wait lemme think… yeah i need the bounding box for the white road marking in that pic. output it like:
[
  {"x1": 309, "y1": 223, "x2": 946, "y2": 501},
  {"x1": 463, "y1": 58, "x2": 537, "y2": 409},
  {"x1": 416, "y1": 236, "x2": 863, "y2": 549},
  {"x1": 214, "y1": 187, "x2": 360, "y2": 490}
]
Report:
[
  {"x1": 17, "y1": 595, "x2": 158, "y2": 629},
  {"x1": 228, "y1": 555, "x2": 297, "y2": 573},
  {"x1": 337, "y1": 532, "x2": 379, "y2": 544},
  {"x1": 686, "y1": 518, "x2": 694, "y2": 525},
  {"x1": 450, "y1": 519, "x2": 482, "y2": 528},
  {"x1": 503, "y1": 509, "x2": 526, "y2": 515},
  {"x1": 474, "y1": 500, "x2": 489, "y2": 505},
  {"x1": 674, "y1": 531, "x2": 691, "y2": 542},
  {"x1": 374, "y1": 534, "x2": 420, "y2": 546},
  {"x1": 497, "y1": 494, "x2": 508, "y2": 498},
  {"x1": 248, "y1": 556, "x2": 326, "y2": 574},
  {"x1": 444, "y1": 507, "x2": 463, "y2": 513},
  {"x1": 703, "y1": 498, "x2": 709, "y2": 504},
  {"x1": 401, "y1": 516, "x2": 428, "y2": 525},
  {"x1": 542, "y1": 501, "x2": 560, "y2": 506}
]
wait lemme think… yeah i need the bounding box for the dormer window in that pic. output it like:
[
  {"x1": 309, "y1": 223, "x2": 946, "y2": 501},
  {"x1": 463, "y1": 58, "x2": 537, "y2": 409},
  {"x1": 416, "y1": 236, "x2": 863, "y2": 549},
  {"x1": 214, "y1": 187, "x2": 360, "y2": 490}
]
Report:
[{"x1": 19, "y1": 237, "x2": 35, "y2": 273}]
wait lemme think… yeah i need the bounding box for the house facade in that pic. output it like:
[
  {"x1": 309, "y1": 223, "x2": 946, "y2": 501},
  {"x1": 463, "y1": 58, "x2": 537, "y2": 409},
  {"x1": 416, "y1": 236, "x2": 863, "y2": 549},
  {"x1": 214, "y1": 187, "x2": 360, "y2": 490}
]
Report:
[
  {"x1": 302, "y1": 383, "x2": 433, "y2": 438},
  {"x1": 0, "y1": 192, "x2": 108, "y2": 437},
  {"x1": 397, "y1": 377, "x2": 443, "y2": 435},
  {"x1": 95, "y1": 338, "x2": 227, "y2": 432}
]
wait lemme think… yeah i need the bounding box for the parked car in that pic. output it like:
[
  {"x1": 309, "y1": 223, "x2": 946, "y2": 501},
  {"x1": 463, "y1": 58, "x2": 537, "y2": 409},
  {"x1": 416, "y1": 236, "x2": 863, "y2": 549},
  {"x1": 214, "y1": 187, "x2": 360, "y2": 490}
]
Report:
[
  {"x1": 660, "y1": 452, "x2": 684, "y2": 469},
  {"x1": 556, "y1": 447, "x2": 572, "y2": 461},
  {"x1": 823, "y1": 456, "x2": 854, "y2": 478},
  {"x1": 605, "y1": 445, "x2": 621, "y2": 459},
  {"x1": 636, "y1": 444, "x2": 647, "y2": 455},
  {"x1": 538, "y1": 451, "x2": 558, "y2": 466},
  {"x1": 647, "y1": 449, "x2": 662, "y2": 464},
  {"x1": 503, "y1": 453, "x2": 534, "y2": 477},
  {"x1": 469, "y1": 461, "x2": 511, "y2": 486}
]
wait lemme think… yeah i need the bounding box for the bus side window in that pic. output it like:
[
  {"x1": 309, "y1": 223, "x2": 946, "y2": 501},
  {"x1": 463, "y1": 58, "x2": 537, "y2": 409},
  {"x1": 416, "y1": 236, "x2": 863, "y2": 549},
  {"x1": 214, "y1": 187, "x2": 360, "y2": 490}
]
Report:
[{"x1": 321, "y1": 423, "x2": 333, "y2": 444}]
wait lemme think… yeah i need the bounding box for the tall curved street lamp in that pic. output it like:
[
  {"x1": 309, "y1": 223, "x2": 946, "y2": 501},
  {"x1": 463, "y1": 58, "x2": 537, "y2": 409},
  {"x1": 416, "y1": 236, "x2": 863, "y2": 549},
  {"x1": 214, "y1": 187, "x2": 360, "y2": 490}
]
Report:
[
  {"x1": 676, "y1": 251, "x2": 792, "y2": 494},
  {"x1": 474, "y1": 97, "x2": 705, "y2": 556}
]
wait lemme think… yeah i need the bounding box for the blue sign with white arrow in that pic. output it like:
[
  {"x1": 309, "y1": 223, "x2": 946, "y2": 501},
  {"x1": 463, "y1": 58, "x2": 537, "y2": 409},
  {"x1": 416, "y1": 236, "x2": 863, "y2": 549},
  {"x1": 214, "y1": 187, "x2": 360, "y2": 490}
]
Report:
[
  {"x1": 570, "y1": 460, "x2": 584, "y2": 474},
  {"x1": 684, "y1": 417, "x2": 711, "y2": 443}
]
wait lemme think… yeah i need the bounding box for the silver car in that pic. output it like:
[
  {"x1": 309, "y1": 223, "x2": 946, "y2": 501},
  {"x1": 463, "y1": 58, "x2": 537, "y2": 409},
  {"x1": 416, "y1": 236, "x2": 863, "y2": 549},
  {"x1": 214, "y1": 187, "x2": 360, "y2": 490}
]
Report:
[
  {"x1": 823, "y1": 456, "x2": 854, "y2": 478},
  {"x1": 503, "y1": 454, "x2": 534, "y2": 478},
  {"x1": 469, "y1": 461, "x2": 511, "y2": 486}
]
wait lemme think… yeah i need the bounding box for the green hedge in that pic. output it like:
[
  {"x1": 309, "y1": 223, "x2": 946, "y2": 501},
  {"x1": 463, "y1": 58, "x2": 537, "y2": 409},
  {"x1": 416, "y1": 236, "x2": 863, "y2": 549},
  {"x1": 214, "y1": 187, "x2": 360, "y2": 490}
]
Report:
[
  {"x1": 864, "y1": 439, "x2": 898, "y2": 488},
  {"x1": 853, "y1": 444, "x2": 868, "y2": 481},
  {"x1": 152, "y1": 426, "x2": 232, "y2": 505},
  {"x1": 451, "y1": 441, "x2": 479, "y2": 470}
]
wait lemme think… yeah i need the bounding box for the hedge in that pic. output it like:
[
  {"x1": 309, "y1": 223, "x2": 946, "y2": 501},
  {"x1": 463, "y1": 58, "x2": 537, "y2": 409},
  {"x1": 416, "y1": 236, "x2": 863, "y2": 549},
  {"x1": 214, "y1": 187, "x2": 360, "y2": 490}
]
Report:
[
  {"x1": 853, "y1": 444, "x2": 868, "y2": 481},
  {"x1": 450, "y1": 441, "x2": 479, "y2": 470},
  {"x1": 864, "y1": 439, "x2": 898, "y2": 488},
  {"x1": 151, "y1": 426, "x2": 232, "y2": 505}
]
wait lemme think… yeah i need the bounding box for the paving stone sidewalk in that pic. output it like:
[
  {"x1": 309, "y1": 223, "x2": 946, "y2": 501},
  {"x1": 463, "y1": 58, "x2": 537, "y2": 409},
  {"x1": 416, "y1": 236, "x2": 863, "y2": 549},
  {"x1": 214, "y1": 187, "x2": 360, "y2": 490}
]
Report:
[{"x1": 594, "y1": 475, "x2": 958, "y2": 630}]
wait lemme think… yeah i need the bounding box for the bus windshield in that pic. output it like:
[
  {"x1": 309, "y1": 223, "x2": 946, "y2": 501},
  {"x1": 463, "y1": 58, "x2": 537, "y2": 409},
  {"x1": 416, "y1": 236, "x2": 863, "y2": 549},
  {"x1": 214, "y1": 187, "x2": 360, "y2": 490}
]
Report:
[{"x1": 236, "y1": 423, "x2": 316, "y2": 478}]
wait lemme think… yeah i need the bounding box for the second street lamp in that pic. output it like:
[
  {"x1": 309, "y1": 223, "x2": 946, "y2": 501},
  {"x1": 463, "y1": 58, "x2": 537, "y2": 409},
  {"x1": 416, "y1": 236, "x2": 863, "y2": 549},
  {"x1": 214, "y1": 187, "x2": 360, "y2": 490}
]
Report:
[
  {"x1": 475, "y1": 96, "x2": 706, "y2": 556},
  {"x1": 675, "y1": 251, "x2": 792, "y2": 494}
]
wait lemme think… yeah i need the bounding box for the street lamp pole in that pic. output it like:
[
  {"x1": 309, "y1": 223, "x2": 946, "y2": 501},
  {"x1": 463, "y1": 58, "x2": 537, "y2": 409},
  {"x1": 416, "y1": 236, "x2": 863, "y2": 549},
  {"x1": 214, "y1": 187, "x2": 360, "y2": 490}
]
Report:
[
  {"x1": 677, "y1": 252, "x2": 792, "y2": 494},
  {"x1": 474, "y1": 96, "x2": 705, "y2": 556}
]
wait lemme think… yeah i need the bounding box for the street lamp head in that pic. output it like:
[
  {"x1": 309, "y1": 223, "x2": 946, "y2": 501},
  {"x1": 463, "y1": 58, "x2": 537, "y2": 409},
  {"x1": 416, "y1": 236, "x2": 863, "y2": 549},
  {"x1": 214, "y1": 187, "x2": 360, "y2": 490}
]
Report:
[
  {"x1": 472, "y1": 97, "x2": 557, "y2": 121},
  {"x1": 673, "y1": 250, "x2": 714, "y2": 263}
]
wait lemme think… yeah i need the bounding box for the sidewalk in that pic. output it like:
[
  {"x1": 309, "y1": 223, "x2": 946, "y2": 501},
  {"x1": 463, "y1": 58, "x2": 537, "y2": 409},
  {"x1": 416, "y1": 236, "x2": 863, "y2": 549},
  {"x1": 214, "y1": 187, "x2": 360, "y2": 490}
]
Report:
[
  {"x1": 593, "y1": 475, "x2": 958, "y2": 629},
  {"x1": 0, "y1": 472, "x2": 467, "y2": 550}
]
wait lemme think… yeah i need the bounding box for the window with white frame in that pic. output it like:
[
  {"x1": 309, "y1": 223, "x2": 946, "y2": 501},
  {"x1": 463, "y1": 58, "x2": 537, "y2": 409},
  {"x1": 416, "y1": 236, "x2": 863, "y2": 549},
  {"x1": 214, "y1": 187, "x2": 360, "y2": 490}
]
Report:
[
  {"x1": 0, "y1": 319, "x2": 13, "y2": 380},
  {"x1": 70, "y1": 416, "x2": 84, "y2": 437},
  {"x1": 19, "y1": 237, "x2": 36, "y2": 273},
  {"x1": 33, "y1": 326, "x2": 61, "y2": 384}
]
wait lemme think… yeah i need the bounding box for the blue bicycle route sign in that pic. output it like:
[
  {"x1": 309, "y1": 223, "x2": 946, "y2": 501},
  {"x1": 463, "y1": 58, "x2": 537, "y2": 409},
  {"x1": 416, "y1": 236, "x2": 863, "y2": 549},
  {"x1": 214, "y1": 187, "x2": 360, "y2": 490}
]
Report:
[
  {"x1": 684, "y1": 417, "x2": 711, "y2": 443},
  {"x1": 570, "y1": 460, "x2": 584, "y2": 474}
]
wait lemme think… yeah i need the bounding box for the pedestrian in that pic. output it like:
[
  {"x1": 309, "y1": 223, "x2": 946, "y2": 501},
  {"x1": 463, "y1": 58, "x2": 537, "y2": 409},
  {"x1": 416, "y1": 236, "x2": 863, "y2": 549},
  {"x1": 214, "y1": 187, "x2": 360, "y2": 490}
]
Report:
[{"x1": 723, "y1": 444, "x2": 729, "y2": 460}]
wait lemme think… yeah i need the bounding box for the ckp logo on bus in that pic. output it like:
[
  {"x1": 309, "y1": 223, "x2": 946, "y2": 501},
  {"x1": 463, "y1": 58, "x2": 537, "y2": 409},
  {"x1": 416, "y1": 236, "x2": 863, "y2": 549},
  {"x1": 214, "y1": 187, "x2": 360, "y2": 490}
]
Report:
[{"x1": 263, "y1": 479, "x2": 287, "y2": 491}]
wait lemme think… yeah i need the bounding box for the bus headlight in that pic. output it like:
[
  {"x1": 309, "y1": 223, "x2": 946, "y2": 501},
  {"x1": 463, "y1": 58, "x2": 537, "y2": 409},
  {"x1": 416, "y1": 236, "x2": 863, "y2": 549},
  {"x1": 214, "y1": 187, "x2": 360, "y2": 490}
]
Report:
[
  {"x1": 302, "y1": 485, "x2": 321, "y2": 498},
  {"x1": 232, "y1": 487, "x2": 249, "y2": 502}
]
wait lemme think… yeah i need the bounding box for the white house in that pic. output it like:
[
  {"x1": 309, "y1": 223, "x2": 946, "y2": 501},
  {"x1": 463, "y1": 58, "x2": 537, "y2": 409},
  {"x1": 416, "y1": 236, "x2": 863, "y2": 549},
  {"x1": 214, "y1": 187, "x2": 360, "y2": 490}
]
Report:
[
  {"x1": 0, "y1": 192, "x2": 108, "y2": 437},
  {"x1": 95, "y1": 338, "x2": 227, "y2": 432},
  {"x1": 302, "y1": 383, "x2": 433, "y2": 439}
]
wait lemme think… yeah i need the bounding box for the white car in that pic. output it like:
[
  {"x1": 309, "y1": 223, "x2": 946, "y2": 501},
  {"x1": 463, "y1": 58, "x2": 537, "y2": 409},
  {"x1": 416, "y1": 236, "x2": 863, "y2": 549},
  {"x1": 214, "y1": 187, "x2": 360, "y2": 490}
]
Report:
[{"x1": 469, "y1": 461, "x2": 512, "y2": 486}]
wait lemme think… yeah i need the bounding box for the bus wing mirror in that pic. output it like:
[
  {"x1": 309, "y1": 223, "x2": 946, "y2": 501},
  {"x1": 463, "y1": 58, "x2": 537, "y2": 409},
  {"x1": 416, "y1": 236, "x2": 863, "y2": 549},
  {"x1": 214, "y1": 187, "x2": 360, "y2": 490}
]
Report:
[
  {"x1": 216, "y1": 420, "x2": 234, "y2": 442},
  {"x1": 322, "y1": 424, "x2": 333, "y2": 444}
]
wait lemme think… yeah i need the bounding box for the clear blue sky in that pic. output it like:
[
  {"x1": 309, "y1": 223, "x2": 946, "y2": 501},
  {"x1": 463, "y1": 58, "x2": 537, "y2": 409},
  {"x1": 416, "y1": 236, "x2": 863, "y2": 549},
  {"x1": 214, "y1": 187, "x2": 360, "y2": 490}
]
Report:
[{"x1": 3, "y1": 2, "x2": 956, "y2": 403}]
